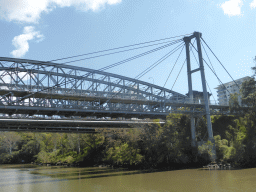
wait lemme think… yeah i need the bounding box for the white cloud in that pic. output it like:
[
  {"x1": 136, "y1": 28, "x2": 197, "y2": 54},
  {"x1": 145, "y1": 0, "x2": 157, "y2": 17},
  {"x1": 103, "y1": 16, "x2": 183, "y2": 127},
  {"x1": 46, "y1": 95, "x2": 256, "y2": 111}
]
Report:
[
  {"x1": 220, "y1": 0, "x2": 243, "y2": 16},
  {"x1": 0, "y1": 0, "x2": 122, "y2": 23},
  {"x1": 0, "y1": 0, "x2": 122, "y2": 57},
  {"x1": 250, "y1": 0, "x2": 256, "y2": 8},
  {"x1": 11, "y1": 26, "x2": 44, "y2": 58}
]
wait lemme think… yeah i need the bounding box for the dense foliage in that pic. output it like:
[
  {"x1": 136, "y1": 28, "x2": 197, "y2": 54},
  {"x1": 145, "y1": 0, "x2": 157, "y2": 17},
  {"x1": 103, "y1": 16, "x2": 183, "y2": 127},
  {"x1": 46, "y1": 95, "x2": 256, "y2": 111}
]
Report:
[{"x1": 0, "y1": 115, "x2": 206, "y2": 168}]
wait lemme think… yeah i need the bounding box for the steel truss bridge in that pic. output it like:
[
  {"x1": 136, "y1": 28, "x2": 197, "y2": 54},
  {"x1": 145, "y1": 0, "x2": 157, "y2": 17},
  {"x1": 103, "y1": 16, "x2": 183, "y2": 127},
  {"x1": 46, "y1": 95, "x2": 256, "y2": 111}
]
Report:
[
  {"x1": 0, "y1": 56, "x2": 229, "y2": 117},
  {"x1": 0, "y1": 32, "x2": 233, "y2": 141}
]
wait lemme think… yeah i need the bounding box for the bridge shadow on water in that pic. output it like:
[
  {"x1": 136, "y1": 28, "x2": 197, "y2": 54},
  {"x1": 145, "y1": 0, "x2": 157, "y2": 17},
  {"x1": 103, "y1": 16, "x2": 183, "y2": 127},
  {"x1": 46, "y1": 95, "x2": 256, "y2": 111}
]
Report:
[{"x1": 31, "y1": 166, "x2": 172, "y2": 180}]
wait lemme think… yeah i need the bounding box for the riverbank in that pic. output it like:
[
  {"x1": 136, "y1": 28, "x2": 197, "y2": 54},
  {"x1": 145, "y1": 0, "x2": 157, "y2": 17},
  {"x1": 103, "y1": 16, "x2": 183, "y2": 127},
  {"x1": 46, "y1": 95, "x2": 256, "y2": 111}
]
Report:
[{"x1": 0, "y1": 161, "x2": 238, "y2": 172}]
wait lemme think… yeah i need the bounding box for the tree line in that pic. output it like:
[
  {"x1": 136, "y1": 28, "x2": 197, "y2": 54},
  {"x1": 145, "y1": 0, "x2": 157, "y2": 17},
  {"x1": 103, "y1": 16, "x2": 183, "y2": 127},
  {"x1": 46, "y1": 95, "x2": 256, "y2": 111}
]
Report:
[{"x1": 0, "y1": 115, "x2": 199, "y2": 168}]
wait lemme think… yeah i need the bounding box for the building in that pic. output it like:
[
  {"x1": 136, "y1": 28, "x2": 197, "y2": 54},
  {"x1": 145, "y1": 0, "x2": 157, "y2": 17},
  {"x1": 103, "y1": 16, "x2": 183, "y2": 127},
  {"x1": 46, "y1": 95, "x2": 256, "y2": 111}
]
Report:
[{"x1": 215, "y1": 76, "x2": 251, "y2": 106}]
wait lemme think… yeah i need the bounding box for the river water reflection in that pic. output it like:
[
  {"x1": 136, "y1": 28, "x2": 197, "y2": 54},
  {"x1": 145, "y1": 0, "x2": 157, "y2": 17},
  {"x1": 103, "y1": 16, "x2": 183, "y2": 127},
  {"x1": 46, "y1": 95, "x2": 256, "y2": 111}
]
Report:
[{"x1": 1, "y1": 164, "x2": 256, "y2": 192}]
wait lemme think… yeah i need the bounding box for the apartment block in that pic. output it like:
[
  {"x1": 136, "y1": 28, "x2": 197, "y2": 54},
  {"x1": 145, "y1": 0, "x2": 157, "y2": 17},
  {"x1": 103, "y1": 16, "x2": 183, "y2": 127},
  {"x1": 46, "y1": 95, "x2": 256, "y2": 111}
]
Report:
[{"x1": 215, "y1": 76, "x2": 251, "y2": 105}]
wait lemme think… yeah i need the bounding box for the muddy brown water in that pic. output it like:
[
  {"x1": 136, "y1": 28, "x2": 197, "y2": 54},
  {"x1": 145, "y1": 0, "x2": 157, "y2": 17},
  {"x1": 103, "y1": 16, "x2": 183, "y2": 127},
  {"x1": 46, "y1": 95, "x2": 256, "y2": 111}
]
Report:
[{"x1": 0, "y1": 164, "x2": 256, "y2": 192}]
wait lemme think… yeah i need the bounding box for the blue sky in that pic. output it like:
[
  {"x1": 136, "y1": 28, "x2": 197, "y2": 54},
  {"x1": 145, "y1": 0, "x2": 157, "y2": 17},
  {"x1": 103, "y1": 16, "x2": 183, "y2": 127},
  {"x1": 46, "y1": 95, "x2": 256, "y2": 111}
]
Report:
[{"x1": 0, "y1": 0, "x2": 256, "y2": 101}]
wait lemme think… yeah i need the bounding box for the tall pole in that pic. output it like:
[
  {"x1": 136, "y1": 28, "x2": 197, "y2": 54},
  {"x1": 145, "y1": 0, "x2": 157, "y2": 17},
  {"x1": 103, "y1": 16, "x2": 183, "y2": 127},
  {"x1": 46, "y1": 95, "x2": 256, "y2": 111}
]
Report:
[
  {"x1": 194, "y1": 32, "x2": 216, "y2": 160},
  {"x1": 184, "y1": 36, "x2": 196, "y2": 147}
]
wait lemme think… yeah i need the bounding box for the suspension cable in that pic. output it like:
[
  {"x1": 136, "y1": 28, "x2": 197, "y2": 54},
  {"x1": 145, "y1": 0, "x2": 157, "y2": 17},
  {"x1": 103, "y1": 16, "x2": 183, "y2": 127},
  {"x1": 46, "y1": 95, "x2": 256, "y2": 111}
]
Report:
[
  {"x1": 201, "y1": 37, "x2": 240, "y2": 88},
  {"x1": 171, "y1": 59, "x2": 186, "y2": 90},
  {"x1": 163, "y1": 44, "x2": 185, "y2": 88},
  {"x1": 201, "y1": 43, "x2": 221, "y2": 104},
  {"x1": 189, "y1": 42, "x2": 231, "y2": 95},
  {"x1": 99, "y1": 43, "x2": 186, "y2": 106},
  {"x1": 99, "y1": 40, "x2": 183, "y2": 71},
  {"x1": 171, "y1": 41, "x2": 195, "y2": 91},
  {"x1": 50, "y1": 33, "x2": 193, "y2": 62},
  {"x1": 190, "y1": 42, "x2": 217, "y2": 104},
  {"x1": 201, "y1": 42, "x2": 217, "y2": 76},
  {"x1": 61, "y1": 39, "x2": 183, "y2": 65},
  {"x1": 135, "y1": 42, "x2": 184, "y2": 79}
]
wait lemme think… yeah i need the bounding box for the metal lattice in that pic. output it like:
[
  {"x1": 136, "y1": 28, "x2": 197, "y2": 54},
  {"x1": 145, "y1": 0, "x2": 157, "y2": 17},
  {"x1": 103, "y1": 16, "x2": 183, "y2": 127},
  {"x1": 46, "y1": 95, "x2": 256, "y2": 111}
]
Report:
[{"x1": 0, "y1": 57, "x2": 229, "y2": 119}]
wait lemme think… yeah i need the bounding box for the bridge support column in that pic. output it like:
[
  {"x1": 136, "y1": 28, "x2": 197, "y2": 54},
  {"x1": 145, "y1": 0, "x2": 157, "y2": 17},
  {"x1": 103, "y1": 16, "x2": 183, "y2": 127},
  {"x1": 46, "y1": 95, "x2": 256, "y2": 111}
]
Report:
[
  {"x1": 184, "y1": 36, "x2": 196, "y2": 148},
  {"x1": 183, "y1": 32, "x2": 216, "y2": 160},
  {"x1": 194, "y1": 32, "x2": 216, "y2": 160}
]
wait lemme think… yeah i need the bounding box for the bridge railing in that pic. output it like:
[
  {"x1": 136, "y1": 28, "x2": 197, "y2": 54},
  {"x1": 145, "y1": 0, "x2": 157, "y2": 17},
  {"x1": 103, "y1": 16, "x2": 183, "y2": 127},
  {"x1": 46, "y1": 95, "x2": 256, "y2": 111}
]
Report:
[{"x1": 168, "y1": 98, "x2": 229, "y2": 106}]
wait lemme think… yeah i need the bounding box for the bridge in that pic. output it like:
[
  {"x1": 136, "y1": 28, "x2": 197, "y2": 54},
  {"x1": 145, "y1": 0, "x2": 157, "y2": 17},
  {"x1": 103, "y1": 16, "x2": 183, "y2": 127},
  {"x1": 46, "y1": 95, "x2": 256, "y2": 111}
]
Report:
[
  {"x1": 0, "y1": 118, "x2": 165, "y2": 133},
  {"x1": 0, "y1": 32, "x2": 238, "y2": 158},
  {"x1": 0, "y1": 34, "x2": 230, "y2": 117},
  {"x1": 0, "y1": 56, "x2": 229, "y2": 119}
]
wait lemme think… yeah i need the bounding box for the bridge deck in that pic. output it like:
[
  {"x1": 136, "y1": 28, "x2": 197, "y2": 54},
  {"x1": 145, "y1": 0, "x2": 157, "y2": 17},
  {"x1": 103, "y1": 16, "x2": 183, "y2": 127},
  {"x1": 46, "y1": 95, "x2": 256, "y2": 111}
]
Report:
[{"x1": 0, "y1": 119, "x2": 164, "y2": 133}]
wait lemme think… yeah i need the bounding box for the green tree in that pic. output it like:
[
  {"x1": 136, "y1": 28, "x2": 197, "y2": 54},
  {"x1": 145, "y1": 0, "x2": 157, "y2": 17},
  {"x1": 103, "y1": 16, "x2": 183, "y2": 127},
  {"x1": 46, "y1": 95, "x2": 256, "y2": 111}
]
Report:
[
  {"x1": 0, "y1": 132, "x2": 21, "y2": 154},
  {"x1": 198, "y1": 140, "x2": 214, "y2": 160},
  {"x1": 79, "y1": 133, "x2": 105, "y2": 165},
  {"x1": 105, "y1": 142, "x2": 143, "y2": 166},
  {"x1": 214, "y1": 135, "x2": 235, "y2": 162},
  {"x1": 229, "y1": 93, "x2": 240, "y2": 113},
  {"x1": 224, "y1": 117, "x2": 247, "y2": 166},
  {"x1": 240, "y1": 77, "x2": 256, "y2": 109}
]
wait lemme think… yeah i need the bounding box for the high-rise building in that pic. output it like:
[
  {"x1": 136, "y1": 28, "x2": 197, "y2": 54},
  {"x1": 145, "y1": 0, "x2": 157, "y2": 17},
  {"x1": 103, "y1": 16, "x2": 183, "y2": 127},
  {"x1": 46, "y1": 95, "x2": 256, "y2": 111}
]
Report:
[{"x1": 215, "y1": 76, "x2": 251, "y2": 106}]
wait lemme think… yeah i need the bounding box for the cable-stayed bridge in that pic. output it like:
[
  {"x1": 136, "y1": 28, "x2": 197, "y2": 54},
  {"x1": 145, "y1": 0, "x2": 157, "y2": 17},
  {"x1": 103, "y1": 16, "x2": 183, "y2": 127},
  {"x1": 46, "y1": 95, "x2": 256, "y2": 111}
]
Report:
[
  {"x1": 0, "y1": 32, "x2": 238, "y2": 158},
  {"x1": 0, "y1": 33, "x2": 231, "y2": 119}
]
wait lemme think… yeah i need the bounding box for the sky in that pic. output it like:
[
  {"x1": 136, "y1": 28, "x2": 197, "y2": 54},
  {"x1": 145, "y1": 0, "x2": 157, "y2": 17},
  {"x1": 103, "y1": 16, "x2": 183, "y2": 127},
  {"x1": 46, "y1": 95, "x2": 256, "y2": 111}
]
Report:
[{"x1": 0, "y1": 0, "x2": 256, "y2": 102}]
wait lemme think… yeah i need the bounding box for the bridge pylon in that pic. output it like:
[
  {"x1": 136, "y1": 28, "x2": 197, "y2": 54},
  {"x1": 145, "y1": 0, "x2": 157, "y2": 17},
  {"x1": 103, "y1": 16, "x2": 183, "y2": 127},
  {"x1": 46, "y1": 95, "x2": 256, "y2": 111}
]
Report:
[{"x1": 183, "y1": 32, "x2": 216, "y2": 160}]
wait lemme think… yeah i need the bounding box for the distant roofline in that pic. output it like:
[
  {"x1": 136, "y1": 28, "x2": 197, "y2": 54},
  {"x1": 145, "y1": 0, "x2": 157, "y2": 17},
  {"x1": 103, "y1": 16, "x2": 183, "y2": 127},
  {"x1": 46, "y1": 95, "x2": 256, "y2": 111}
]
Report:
[{"x1": 214, "y1": 76, "x2": 252, "y2": 89}]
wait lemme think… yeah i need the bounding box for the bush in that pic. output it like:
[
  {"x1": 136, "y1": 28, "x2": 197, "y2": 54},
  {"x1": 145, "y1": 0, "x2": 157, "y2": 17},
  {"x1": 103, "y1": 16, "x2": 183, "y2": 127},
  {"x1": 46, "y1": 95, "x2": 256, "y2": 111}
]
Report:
[{"x1": 0, "y1": 151, "x2": 20, "y2": 164}]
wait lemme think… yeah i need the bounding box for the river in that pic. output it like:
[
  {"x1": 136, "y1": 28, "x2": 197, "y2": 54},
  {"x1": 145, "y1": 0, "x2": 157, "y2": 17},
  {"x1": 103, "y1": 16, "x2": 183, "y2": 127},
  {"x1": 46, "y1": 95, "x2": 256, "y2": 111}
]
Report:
[{"x1": 0, "y1": 164, "x2": 256, "y2": 192}]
